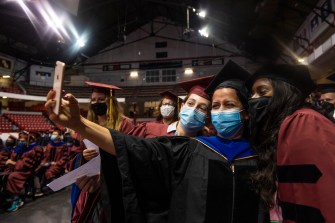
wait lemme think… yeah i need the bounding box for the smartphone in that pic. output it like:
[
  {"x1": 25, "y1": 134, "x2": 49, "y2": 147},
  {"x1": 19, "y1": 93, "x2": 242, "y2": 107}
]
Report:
[{"x1": 53, "y1": 61, "x2": 65, "y2": 115}]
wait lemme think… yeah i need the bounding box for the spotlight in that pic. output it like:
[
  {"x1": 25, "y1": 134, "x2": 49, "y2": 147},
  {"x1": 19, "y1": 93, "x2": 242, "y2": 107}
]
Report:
[
  {"x1": 130, "y1": 71, "x2": 138, "y2": 77},
  {"x1": 199, "y1": 27, "x2": 209, "y2": 38},
  {"x1": 184, "y1": 68, "x2": 193, "y2": 75},
  {"x1": 76, "y1": 37, "x2": 86, "y2": 48},
  {"x1": 197, "y1": 10, "x2": 206, "y2": 18}
]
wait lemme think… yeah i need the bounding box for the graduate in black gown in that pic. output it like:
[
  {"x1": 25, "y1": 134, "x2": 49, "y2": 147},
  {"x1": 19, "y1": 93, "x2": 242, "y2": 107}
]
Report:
[{"x1": 46, "y1": 60, "x2": 268, "y2": 223}]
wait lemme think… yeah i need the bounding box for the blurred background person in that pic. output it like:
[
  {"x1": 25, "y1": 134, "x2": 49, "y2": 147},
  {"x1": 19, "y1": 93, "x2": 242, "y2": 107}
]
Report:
[
  {"x1": 5, "y1": 131, "x2": 43, "y2": 212},
  {"x1": 317, "y1": 83, "x2": 335, "y2": 119},
  {"x1": 155, "y1": 91, "x2": 179, "y2": 125}
]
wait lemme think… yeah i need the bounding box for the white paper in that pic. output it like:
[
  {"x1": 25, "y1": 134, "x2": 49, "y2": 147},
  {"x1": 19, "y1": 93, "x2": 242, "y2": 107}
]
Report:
[
  {"x1": 47, "y1": 155, "x2": 101, "y2": 191},
  {"x1": 83, "y1": 139, "x2": 99, "y2": 152}
]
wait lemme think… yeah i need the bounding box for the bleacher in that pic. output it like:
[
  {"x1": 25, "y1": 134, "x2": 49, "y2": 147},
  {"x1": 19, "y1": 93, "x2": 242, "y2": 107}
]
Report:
[
  {"x1": 132, "y1": 85, "x2": 187, "y2": 98},
  {"x1": 20, "y1": 82, "x2": 92, "y2": 98},
  {"x1": 4, "y1": 113, "x2": 55, "y2": 131},
  {"x1": 0, "y1": 115, "x2": 14, "y2": 132},
  {"x1": 19, "y1": 82, "x2": 187, "y2": 98},
  {"x1": 0, "y1": 86, "x2": 22, "y2": 94}
]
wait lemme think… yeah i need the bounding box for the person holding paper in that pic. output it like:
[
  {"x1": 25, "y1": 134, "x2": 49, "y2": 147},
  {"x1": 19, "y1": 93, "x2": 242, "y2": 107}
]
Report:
[
  {"x1": 46, "y1": 60, "x2": 267, "y2": 222},
  {"x1": 71, "y1": 81, "x2": 134, "y2": 223}
]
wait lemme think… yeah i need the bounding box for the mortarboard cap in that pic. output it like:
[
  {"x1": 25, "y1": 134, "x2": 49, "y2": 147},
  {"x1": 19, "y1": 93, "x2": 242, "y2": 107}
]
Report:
[
  {"x1": 85, "y1": 81, "x2": 122, "y2": 96},
  {"x1": 160, "y1": 91, "x2": 179, "y2": 102},
  {"x1": 205, "y1": 60, "x2": 251, "y2": 105},
  {"x1": 246, "y1": 64, "x2": 316, "y2": 98},
  {"x1": 317, "y1": 83, "x2": 335, "y2": 94},
  {"x1": 86, "y1": 82, "x2": 123, "y2": 121},
  {"x1": 178, "y1": 76, "x2": 214, "y2": 100}
]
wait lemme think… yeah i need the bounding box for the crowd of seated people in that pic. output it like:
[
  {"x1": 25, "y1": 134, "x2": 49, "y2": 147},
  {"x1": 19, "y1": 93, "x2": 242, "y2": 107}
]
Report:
[{"x1": 0, "y1": 129, "x2": 81, "y2": 213}]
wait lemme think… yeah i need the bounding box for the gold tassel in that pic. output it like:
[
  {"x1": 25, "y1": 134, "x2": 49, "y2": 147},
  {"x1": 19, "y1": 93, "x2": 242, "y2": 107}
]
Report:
[{"x1": 109, "y1": 89, "x2": 114, "y2": 128}]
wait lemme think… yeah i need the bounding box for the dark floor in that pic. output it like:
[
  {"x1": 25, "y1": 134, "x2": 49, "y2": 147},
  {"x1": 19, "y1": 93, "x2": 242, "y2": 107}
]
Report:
[{"x1": 0, "y1": 187, "x2": 71, "y2": 223}]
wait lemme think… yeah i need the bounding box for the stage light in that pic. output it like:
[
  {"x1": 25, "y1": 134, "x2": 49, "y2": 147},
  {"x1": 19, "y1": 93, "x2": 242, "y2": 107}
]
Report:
[
  {"x1": 76, "y1": 37, "x2": 86, "y2": 48},
  {"x1": 199, "y1": 27, "x2": 209, "y2": 38},
  {"x1": 197, "y1": 10, "x2": 206, "y2": 18},
  {"x1": 184, "y1": 68, "x2": 193, "y2": 75},
  {"x1": 130, "y1": 71, "x2": 138, "y2": 77}
]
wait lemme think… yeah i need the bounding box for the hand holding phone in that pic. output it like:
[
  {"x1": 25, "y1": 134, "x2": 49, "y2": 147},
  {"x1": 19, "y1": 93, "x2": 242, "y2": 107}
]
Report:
[{"x1": 53, "y1": 61, "x2": 65, "y2": 115}]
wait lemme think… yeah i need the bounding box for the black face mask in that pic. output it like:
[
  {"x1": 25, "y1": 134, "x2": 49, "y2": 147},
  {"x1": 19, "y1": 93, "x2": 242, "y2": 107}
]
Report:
[
  {"x1": 91, "y1": 102, "x2": 108, "y2": 116},
  {"x1": 320, "y1": 101, "x2": 335, "y2": 117},
  {"x1": 248, "y1": 96, "x2": 272, "y2": 123}
]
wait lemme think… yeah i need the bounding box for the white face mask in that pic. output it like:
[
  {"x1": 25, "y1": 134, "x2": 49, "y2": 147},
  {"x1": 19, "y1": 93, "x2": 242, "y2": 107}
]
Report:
[{"x1": 160, "y1": 105, "x2": 175, "y2": 118}]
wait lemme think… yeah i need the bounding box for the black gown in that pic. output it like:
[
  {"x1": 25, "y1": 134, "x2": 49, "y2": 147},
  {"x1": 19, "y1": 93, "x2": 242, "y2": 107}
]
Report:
[{"x1": 109, "y1": 129, "x2": 268, "y2": 223}]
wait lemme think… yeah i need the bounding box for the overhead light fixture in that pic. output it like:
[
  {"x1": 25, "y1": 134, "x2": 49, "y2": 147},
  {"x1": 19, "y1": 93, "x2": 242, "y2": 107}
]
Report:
[
  {"x1": 184, "y1": 68, "x2": 193, "y2": 75},
  {"x1": 130, "y1": 71, "x2": 138, "y2": 77},
  {"x1": 76, "y1": 37, "x2": 86, "y2": 48},
  {"x1": 2, "y1": 75, "x2": 11, "y2": 78},
  {"x1": 197, "y1": 10, "x2": 206, "y2": 18},
  {"x1": 199, "y1": 27, "x2": 209, "y2": 38},
  {"x1": 297, "y1": 57, "x2": 308, "y2": 65},
  {"x1": 2, "y1": 96, "x2": 7, "y2": 99}
]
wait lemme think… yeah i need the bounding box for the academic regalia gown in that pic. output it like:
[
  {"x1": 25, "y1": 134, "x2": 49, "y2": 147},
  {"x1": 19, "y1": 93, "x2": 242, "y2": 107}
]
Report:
[
  {"x1": 0, "y1": 147, "x2": 11, "y2": 172},
  {"x1": 276, "y1": 108, "x2": 335, "y2": 223},
  {"x1": 6, "y1": 144, "x2": 43, "y2": 194},
  {"x1": 40, "y1": 141, "x2": 68, "y2": 181},
  {"x1": 109, "y1": 129, "x2": 267, "y2": 223},
  {"x1": 127, "y1": 122, "x2": 175, "y2": 138},
  {"x1": 72, "y1": 117, "x2": 134, "y2": 223}
]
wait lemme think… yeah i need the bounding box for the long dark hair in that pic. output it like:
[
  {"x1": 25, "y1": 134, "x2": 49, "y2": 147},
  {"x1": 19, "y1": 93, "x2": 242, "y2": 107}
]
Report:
[
  {"x1": 250, "y1": 79, "x2": 306, "y2": 208},
  {"x1": 251, "y1": 78, "x2": 335, "y2": 208}
]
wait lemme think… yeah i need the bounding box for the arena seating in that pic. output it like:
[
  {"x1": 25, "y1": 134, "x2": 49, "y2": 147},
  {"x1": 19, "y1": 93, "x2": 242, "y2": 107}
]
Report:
[
  {"x1": 20, "y1": 82, "x2": 187, "y2": 98},
  {"x1": 4, "y1": 114, "x2": 55, "y2": 131},
  {"x1": 0, "y1": 86, "x2": 22, "y2": 94},
  {"x1": 0, "y1": 115, "x2": 14, "y2": 132}
]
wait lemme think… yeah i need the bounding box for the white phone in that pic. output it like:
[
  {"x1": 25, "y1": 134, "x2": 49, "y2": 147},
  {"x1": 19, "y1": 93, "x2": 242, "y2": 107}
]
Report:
[{"x1": 53, "y1": 61, "x2": 65, "y2": 115}]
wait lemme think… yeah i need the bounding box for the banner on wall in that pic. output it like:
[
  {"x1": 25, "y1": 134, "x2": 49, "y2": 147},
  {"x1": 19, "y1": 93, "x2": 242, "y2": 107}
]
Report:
[{"x1": 292, "y1": 0, "x2": 335, "y2": 54}]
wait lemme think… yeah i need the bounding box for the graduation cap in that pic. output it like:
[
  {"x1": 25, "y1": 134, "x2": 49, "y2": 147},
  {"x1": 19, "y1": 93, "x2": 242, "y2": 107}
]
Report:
[
  {"x1": 160, "y1": 91, "x2": 179, "y2": 102},
  {"x1": 86, "y1": 81, "x2": 123, "y2": 120},
  {"x1": 205, "y1": 60, "x2": 251, "y2": 104},
  {"x1": 160, "y1": 90, "x2": 182, "y2": 113},
  {"x1": 85, "y1": 81, "x2": 122, "y2": 96},
  {"x1": 317, "y1": 83, "x2": 335, "y2": 94},
  {"x1": 246, "y1": 64, "x2": 316, "y2": 98},
  {"x1": 178, "y1": 76, "x2": 214, "y2": 100}
]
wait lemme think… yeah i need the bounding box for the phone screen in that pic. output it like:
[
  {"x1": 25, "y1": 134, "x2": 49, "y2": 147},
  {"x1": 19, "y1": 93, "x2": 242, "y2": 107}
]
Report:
[{"x1": 53, "y1": 61, "x2": 65, "y2": 115}]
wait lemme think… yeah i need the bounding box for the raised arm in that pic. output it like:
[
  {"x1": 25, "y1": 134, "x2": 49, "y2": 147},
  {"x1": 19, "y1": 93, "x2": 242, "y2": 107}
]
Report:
[{"x1": 45, "y1": 90, "x2": 116, "y2": 155}]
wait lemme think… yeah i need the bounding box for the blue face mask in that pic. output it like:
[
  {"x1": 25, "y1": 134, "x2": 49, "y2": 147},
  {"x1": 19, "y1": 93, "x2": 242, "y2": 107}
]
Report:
[
  {"x1": 50, "y1": 134, "x2": 58, "y2": 141},
  {"x1": 211, "y1": 109, "x2": 244, "y2": 138},
  {"x1": 179, "y1": 107, "x2": 206, "y2": 132}
]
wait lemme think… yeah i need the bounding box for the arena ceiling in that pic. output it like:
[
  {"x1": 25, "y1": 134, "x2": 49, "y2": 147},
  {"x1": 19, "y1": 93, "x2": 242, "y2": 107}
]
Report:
[{"x1": 0, "y1": 0, "x2": 319, "y2": 65}]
